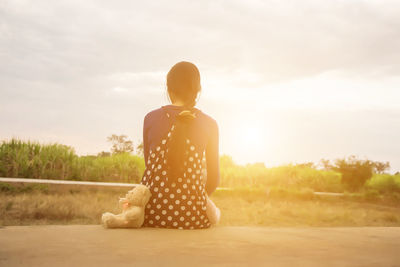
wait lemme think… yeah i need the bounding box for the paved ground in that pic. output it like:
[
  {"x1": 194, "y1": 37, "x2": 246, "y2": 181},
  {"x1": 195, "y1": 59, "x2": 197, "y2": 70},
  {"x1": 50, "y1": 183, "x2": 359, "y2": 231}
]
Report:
[{"x1": 1, "y1": 225, "x2": 399, "y2": 266}]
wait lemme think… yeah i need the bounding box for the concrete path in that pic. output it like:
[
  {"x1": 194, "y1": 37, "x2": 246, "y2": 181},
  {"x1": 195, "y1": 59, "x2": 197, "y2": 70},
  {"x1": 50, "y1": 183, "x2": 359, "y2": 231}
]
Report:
[{"x1": 1, "y1": 225, "x2": 399, "y2": 266}]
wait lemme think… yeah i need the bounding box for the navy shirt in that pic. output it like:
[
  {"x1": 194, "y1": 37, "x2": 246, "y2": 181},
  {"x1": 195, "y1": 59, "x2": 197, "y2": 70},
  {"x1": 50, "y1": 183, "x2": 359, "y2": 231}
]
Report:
[{"x1": 142, "y1": 104, "x2": 220, "y2": 195}]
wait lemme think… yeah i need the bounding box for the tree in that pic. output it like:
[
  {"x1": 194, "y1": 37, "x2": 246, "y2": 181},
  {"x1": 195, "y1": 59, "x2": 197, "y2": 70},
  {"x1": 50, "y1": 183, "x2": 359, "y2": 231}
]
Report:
[
  {"x1": 136, "y1": 141, "x2": 144, "y2": 157},
  {"x1": 107, "y1": 134, "x2": 134, "y2": 154},
  {"x1": 371, "y1": 161, "x2": 390, "y2": 174},
  {"x1": 319, "y1": 159, "x2": 331, "y2": 170},
  {"x1": 331, "y1": 155, "x2": 374, "y2": 191}
]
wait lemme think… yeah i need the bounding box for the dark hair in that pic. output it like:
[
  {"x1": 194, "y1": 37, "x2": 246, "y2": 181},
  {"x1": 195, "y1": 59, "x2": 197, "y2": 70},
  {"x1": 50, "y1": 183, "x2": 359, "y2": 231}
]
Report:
[
  {"x1": 165, "y1": 62, "x2": 201, "y2": 180},
  {"x1": 166, "y1": 61, "x2": 201, "y2": 108}
]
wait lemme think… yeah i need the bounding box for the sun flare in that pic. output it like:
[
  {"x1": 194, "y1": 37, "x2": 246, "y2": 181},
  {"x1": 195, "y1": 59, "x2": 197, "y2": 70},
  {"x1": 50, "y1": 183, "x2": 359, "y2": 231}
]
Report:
[{"x1": 236, "y1": 125, "x2": 265, "y2": 149}]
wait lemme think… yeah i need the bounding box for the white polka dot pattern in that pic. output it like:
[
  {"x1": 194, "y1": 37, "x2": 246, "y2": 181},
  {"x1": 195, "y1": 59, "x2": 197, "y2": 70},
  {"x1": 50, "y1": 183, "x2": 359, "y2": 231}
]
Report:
[{"x1": 140, "y1": 122, "x2": 211, "y2": 230}]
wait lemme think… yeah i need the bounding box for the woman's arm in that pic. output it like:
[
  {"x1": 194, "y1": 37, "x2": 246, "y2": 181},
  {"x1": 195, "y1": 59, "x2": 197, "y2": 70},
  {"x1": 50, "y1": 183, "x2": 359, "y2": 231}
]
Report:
[{"x1": 205, "y1": 120, "x2": 220, "y2": 195}]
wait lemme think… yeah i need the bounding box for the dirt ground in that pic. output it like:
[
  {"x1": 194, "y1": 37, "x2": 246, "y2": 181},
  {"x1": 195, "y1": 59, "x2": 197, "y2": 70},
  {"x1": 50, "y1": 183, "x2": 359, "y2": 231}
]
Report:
[{"x1": 1, "y1": 225, "x2": 399, "y2": 266}]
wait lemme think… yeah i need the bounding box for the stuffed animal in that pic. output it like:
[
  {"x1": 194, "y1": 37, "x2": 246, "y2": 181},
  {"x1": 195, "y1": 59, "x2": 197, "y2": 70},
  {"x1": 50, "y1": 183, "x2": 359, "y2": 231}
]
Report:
[
  {"x1": 206, "y1": 195, "x2": 221, "y2": 225},
  {"x1": 101, "y1": 184, "x2": 152, "y2": 228}
]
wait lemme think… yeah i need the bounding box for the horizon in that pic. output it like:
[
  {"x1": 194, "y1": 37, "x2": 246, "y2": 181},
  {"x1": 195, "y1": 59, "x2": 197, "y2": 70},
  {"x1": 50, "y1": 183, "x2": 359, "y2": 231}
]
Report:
[{"x1": 1, "y1": 0, "x2": 400, "y2": 172}]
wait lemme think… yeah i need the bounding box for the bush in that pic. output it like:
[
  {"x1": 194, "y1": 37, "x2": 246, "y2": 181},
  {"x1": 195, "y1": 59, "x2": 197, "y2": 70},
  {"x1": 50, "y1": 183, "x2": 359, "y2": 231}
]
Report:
[
  {"x1": 220, "y1": 162, "x2": 343, "y2": 192},
  {"x1": 331, "y1": 156, "x2": 374, "y2": 191},
  {"x1": 366, "y1": 174, "x2": 400, "y2": 194}
]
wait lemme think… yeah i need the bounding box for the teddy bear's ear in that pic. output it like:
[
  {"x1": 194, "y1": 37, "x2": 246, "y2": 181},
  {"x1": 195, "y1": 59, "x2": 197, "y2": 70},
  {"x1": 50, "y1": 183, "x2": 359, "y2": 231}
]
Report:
[
  {"x1": 139, "y1": 185, "x2": 151, "y2": 207},
  {"x1": 128, "y1": 185, "x2": 137, "y2": 193}
]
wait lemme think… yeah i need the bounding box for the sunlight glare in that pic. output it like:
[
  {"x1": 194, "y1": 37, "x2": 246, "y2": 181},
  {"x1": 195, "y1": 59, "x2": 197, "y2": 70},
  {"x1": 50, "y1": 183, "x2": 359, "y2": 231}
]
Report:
[{"x1": 240, "y1": 126, "x2": 263, "y2": 148}]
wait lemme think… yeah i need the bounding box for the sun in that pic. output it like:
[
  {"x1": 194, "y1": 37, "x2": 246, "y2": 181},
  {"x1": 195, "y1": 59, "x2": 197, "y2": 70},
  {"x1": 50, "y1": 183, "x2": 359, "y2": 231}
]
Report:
[
  {"x1": 238, "y1": 125, "x2": 264, "y2": 148},
  {"x1": 221, "y1": 118, "x2": 274, "y2": 164}
]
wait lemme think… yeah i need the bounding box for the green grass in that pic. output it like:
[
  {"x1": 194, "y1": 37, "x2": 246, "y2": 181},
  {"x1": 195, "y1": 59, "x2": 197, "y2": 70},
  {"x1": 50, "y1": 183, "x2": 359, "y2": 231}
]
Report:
[
  {"x1": 3, "y1": 138, "x2": 400, "y2": 195},
  {"x1": 366, "y1": 174, "x2": 400, "y2": 194},
  {"x1": 220, "y1": 162, "x2": 343, "y2": 192},
  {"x1": 0, "y1": 138, "x2": 144, "y2": 183}
]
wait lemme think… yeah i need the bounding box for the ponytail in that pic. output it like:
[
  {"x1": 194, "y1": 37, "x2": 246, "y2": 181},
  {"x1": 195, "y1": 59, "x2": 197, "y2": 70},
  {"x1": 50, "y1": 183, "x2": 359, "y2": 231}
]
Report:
[
  {"x1": 164, "y1": 61, "x2": 201, "y2": 181},
  {"x1": 165, "y1": 109, "x2": 196, "y2": 181}
]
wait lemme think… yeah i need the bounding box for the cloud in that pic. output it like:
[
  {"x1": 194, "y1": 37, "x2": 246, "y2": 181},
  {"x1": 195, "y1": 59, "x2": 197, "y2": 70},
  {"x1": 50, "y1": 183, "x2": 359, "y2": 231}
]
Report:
[
  {"x1": 1, "y1": 0, "x2": 400, "y2": 86},
  {"x1": 1, "y1": 0, "x2": 400, "y2": 170}
]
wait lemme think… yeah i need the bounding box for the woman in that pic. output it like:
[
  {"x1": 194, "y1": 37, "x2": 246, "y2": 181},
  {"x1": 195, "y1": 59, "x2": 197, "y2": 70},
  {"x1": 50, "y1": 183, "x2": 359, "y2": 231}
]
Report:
[{"x1": 140, "y1": 61, "x2": 220, "y2": 229}]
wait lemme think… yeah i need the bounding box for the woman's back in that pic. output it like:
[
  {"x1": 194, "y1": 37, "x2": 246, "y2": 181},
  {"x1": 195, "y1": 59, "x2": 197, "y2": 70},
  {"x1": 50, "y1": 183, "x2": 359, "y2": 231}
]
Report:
[{"x1": 140, "y1": 104, "x2": 219, "y2": 229}]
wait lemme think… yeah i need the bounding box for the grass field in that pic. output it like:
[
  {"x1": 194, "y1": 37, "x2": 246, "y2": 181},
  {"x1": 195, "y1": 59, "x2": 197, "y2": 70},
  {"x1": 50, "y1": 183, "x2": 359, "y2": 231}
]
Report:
[
  {"x1": 1, "y1": 183, "x2": 399, "y2": 227},
  {"x1": 1, "y1": 138, "x2": 400, "y2": 227}
]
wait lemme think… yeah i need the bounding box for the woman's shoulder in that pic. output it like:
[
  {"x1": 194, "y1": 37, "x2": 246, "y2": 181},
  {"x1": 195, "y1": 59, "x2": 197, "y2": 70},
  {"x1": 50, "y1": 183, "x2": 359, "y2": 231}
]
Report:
[
  {"x1": 194, "y1": 108, "x2": 218, "y2": 128},
  {"x1": 143, "y1": 106, "x2": 166, "y2": 123}
]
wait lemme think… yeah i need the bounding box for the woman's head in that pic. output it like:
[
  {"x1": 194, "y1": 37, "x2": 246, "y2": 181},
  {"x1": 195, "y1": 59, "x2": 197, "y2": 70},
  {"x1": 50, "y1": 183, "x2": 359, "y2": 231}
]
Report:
[{"x1": 167, "y1": 61, "x2": 201, "y2": 107}]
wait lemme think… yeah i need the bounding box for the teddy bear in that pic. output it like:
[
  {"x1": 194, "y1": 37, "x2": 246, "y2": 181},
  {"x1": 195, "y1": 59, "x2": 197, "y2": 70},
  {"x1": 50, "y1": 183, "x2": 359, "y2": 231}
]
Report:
[
  {"x1": 101, "y1": 184, "x2": 152, "y2": 228},
  {"x1": 206, "y1": 194, "x2": 221, "y2": 225}
]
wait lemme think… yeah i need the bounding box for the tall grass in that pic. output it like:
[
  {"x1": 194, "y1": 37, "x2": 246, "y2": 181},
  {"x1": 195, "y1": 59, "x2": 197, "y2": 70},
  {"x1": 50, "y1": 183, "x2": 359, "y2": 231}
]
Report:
[
  {"x1": 2, "y1": 139, "x2": 400, "y2": 226},
  {"x1": 2, "y1": 138, "x2": 400, "y2": 194},
  {"x1": 220, "y1": 160, "x2": 343, "y2": 192},
  {"x1": 0, "y1": 139, "x2": 76, "y2": 179},
  {"x1": 0, "y1": 138, "x2": 145, "y2": 183},
  {"x1": 366, "y1": 174, "x2": 400, "y2": 194},
  {"x1": 71, "y1": 153, "x2": 145, "y2": 183}
]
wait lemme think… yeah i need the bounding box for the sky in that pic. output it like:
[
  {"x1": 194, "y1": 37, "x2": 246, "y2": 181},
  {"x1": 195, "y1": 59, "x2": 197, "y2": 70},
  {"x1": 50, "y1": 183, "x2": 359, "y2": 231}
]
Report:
[{"x1": 1, "y1": 0, "x2": 400, "y2": 171}]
